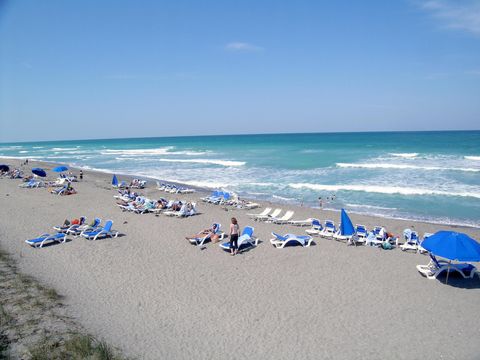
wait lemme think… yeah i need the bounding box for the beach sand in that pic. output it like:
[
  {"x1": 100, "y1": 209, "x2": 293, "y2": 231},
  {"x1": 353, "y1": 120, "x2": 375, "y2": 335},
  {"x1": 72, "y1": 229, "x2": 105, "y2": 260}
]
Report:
[{"x1": 1, "y1": 158, "x2": 479, "y2": 359}]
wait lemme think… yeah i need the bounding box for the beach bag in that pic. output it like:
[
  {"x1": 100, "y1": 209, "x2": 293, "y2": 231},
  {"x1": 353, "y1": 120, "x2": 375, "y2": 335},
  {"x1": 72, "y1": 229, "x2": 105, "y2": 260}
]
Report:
[{"x1": 382, "y1": 242, "x2": 392, "y2": 250}]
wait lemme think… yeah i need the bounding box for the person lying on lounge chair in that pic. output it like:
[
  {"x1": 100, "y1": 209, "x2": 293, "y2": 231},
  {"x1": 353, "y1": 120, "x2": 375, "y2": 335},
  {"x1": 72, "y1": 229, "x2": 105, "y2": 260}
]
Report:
[{"x1": 185, "y1": 224, "x2": 220, "y2": 243}]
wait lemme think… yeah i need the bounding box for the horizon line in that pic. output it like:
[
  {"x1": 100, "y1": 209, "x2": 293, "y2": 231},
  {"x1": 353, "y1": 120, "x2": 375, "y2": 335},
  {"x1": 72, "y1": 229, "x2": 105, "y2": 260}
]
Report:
[{"x1": 1, "y1": 128, "x2": 479, "y2": 144}]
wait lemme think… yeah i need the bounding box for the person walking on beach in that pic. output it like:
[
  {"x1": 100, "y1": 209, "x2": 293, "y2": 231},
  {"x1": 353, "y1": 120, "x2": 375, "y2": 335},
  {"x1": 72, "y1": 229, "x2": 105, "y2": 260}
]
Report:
[
  {"x1": 229, "y1": 217, "x2": 239, "y2": 256},
  {"x1": 79, "y1": 170, "x2": 83, "y2": 180}
]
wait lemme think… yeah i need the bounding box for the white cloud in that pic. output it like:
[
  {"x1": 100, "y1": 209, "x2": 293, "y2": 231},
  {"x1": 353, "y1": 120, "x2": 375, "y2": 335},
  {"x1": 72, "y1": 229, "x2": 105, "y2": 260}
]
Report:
[
  {"x1": 421, "y1": 0, "x2": 480, "y2": 36},
  {"x1": 225, "y1": 42, "x2": 263, "y2": 52}
]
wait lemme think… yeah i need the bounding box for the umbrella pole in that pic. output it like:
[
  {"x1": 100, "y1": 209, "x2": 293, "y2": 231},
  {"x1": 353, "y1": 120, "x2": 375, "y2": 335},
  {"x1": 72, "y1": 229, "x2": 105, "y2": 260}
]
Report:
[{"x1": 446, "y1": 261, "x2": 451, "y2": 284}]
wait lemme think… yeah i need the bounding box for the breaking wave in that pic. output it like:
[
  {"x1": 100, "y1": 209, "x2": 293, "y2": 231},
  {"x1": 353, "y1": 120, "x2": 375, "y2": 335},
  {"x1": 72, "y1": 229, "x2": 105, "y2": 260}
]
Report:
[
  {"x1": 288, "y1": 183, "x2": 480, "y2": 199},
  {"x1": 336, "y1": 163, "x2": 479, "y2": 172}
]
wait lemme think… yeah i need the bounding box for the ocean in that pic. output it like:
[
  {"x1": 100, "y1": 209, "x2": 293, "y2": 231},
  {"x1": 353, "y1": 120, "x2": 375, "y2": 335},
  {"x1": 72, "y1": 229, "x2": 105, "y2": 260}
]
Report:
[{"x1": 1, "y1": 131, "x2": 479, "y2": 227}]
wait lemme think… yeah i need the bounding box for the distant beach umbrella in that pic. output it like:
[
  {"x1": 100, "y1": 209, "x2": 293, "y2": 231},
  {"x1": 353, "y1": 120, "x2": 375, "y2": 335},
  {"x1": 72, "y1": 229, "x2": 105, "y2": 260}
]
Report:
[
  {"x1": 0, "y1": 164, "x2": 9, "y2": 172},
  {"x1": 112, "y1": 174, "x2": 118, "y2": 186},
  {"x1": 339, "y1": 208, "x2": 355, "y2": 236},
  {"x1": 421, "y1": 231, "x2": 480, "y2": 283},
  {"x1": 32, "y1": 168, "x2": 47, "y2": 177},
  {"x1": 52, "y1": 165, "x2": 68, "y2": 172}
]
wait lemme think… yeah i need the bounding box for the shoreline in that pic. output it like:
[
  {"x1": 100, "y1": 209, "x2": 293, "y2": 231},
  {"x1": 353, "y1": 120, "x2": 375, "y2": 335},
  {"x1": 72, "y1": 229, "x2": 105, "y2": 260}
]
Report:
[{"x1": 2, "y1": 156, "x2": 479, "y2": 231}]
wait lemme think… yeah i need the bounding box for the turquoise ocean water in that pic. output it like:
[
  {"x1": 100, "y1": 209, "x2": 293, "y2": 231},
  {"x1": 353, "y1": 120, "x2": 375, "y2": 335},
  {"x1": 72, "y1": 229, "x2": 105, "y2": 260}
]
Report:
[{"x1": 1, "y1": 131, "x2": 479, "y2": 227}]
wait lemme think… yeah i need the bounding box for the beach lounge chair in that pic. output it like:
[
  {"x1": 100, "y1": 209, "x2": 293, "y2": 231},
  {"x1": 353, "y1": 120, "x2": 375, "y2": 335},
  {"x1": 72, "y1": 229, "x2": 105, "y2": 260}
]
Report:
[
  {"x1": 373, "y1": 226, "x2": 386, "y2": 241},
  {"x1": 416, "y1": 254, "x2": 478, "y2": 280},
  {"x1": 219, "y1": 226, "x2": 258, "y2": 253},
  {"x1": 288, "y1": 217, "x2": 314, "y2": 227},
  {"x1": 80, "y1": 220, "x2": 119, "y2": 240},
  {"x1": 189, "y1": 223, "x2": 224, "y2": 247},
  {"x1": 53, "y1": 216, "x2": 86, "y2": 233},
  {"x1": 269, "y1": 232, "x2": 313, "y2": 248},
  {"x1": 305, "y1": 219, "x2": 323, "y2": 235},
  {"x1": 270, "y1": 210, "x2": 294, "y2": 224},
  {"x1": 164, "y1": 204, "x2": 186, "y2": 217},
  {"x1": 248, "y1": 207, "x2": 271, "y2": 219},
  {"x1": 365, "y1": 231, "x2": 385, "y2": 247},
  {"x1": 355, "y1": 225, "x2": 368, "y2": 239},
  {"x1": 25, "y1": 233, "x2": 67, "y2": 248},
  {"x1": 319, "y1": 220, "x2": 336, "y2": 238},
  {"x1": 68, "y1": 218, "x2": 101, "y2": 236},
  {"x1": 333, "y1": 225, "x2": 353, "y2": 242},
  {"x1": 256, "y1": 208, "x2": 282, "y2": 222}
]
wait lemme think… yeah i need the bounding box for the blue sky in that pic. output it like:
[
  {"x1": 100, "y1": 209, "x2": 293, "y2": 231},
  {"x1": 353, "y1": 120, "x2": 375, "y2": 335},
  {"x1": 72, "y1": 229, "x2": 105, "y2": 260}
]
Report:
[{"x1": 1, "y1": 0, "x2": 479, "y2": 142}]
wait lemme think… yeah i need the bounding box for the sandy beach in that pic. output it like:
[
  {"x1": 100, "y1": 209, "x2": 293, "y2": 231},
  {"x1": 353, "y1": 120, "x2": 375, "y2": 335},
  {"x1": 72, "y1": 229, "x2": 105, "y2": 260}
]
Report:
[{"x1": 1, "y1": 158, "x2": 479, "y2": 359}]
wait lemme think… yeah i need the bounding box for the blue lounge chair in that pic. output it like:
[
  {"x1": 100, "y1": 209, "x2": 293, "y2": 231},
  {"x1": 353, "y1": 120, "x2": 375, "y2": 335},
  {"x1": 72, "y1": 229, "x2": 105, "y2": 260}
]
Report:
[
  {"x1": 80, "y1": 220, "x2": 118, "y2": 240},
  {"x1": 25, "y1": 233, "x2": 67, "y2": 248},
  {"x1": 319, "y1": 220, "x2": 336, "y2": 238},
  {"x1": 416, "y1": 254, "x2": 478, "y2": 280},
  {"x1": 269, "y1": 232, "x2": 313, "y2": 248},
  {"x1": 189, "y1": 223, "x2": 223, "y2": 246},
  {"x1": 69, "y1": 218, "x2": 101, "y2": 236},
  {"x1": 305, "y1": 219, "x2": 323, "y2": 235},
  {"x1": 219, "y1": 226, "x2": 258, "y2": 253}
]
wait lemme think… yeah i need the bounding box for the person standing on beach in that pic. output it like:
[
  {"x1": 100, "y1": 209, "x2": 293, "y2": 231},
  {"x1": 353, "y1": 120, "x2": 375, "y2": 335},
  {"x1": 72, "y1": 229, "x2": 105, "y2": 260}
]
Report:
[
  {"x1": 79, "y1": 170, "x2": 83, "y2": 180},
  {"x1": 229, "y1": 217, "x2": 239, "y2": 256},
  {"x1": 318, "y1": 197, "x2": 323, "y2": 209}
]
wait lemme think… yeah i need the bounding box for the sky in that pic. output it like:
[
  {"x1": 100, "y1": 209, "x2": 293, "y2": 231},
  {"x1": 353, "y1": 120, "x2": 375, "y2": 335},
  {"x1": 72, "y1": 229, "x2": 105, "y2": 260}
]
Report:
[{"x1": 0, "y1": 0, "x2": 480, "y2": 142}]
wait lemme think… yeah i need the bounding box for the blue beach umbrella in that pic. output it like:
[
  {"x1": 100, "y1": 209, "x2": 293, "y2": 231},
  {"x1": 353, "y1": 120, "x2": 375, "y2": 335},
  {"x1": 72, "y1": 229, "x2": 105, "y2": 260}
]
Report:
[
  {"x1": 421, "y1": 231, "x2": 480, "y2": 283},
  {"x1": 339, "y1": 208, "x2": 355, "y2": 236},
  {"x1": 52, "y1": 165, "x2": 68, "y2": 172},
  {"x1": 421, "y1": 231, "x2": 480, "y2": 262},
  {"x1": 32, "y1": 168, "x2": 47, "y2": 177},
  {"x1": 0, "y1": 164, "x2": 9, "y2": 172},
  {"x1": 112, "y1": 174, "x2": 118, "y2": 186}
]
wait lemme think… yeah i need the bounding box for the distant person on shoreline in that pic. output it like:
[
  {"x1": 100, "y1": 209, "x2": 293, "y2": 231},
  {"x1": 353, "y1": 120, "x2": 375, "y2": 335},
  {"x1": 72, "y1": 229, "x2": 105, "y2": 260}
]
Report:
[
  {"x1": 318, "y1": 197, "x2": 323, "y2": 209},
  {"x1": 79, "y1": 170, "x2": 83, "y2": 180},
  {"x1": 229, "y1": 217, "x2": 239, "y2": 256}
]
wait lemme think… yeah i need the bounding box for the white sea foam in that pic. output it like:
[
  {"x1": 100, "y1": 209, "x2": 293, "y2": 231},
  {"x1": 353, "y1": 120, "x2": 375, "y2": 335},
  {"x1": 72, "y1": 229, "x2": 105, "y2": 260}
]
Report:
[
  {"x1": 162, "y1": 179, "x2": 231, "y2": 189},
  {"x1": 465, "y1": 156, "x2": 480, "y2": 161},
  {"x1": 289, "y1": 183, "x2": 480, "y2": 199},
  {"x1": 101, "y1": 147, "x2": 208, "y2": 156},
  {"x1": 345, "y1": 203, "x2": 397, "y2": 211},
  {"x1": 157, "y1": 158, "x2": 245, "y2": 167},
  {"x1": 51, "y1": 147, "x2": 80, "y2": 151},
  {"x1": 19, "y1": 151, "x2": 28, "y2": 153},
  {"x1": 32, "y1": 146, "x2": 44, "y2": 149},
  {"x1": 272, "y1": 194, "x2": 296, "y2": 201},
  {"x1": 389, "y1": 153, "x2": 418, "y2": 158},
  {"x1": 0, "y1": 155, "x2": 42, "y2": 159},
  {"x1": 336, "y1": 162, "x2": 480, "y2": 172}
]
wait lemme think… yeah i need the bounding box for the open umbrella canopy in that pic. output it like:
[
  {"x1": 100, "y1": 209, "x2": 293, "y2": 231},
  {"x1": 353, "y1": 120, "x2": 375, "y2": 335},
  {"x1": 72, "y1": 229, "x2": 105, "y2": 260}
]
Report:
[
  {"x1": 0, "y1": 164, "x2": 9, "y2": 172},
  {"x1": 421, "y1": 231, "x2": 480, "y2": 262},
  {"x1": 339, "y1": 208, "x2": 355, "y2": 236},
  {"x1": 112, "y1": 174, "x2": 118, "y2": 186},
  {"x1": 52, "y1": 165, "x2": 68, "y2": 172},
  {"x1": 32, "y1": 168, "x2": 47, "y2": 177}
]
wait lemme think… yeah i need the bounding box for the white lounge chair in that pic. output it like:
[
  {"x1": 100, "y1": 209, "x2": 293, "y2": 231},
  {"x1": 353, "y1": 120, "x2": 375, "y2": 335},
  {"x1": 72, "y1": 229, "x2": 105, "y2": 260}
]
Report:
[
  {"x1": 288, "y1": 217, "x2": 314, "y2": 227},
  {"x1": 416, "y1": 254, "x2": 478, "y2": 280},
  {"x1": 256, "y1": 208, "x2": 282, "y2": 222},
  {"x1": 269, "y1": 232, "x2": 313, "y2": 248},
  {"x1": 270, "y1": 210, "x2": 294, "y2": 224},
  {"x1": 248, "y1": 207, "x2": 271, "y2": 218},
  {"x1": 189, "y1": 223, "x2": 224, "y2": 247}
]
